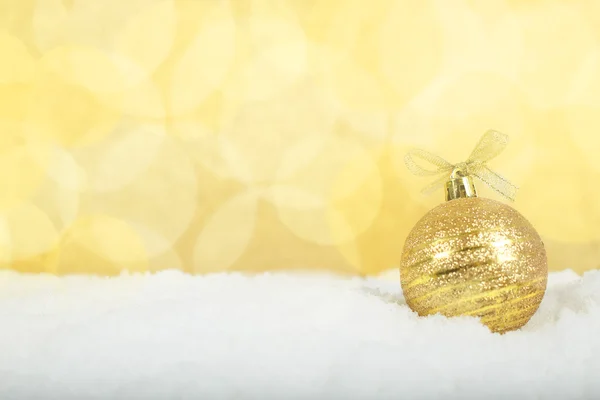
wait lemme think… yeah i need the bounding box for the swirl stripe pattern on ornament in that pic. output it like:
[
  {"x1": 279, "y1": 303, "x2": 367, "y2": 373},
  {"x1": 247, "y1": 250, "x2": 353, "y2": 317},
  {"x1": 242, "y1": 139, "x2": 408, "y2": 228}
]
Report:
[
  {"x1": 401, "y1": 230, "x2": 525, "y2": 261},
  {"x1": 480, "y1": 295, "x2": 545, "y2": 321},
  {"x1": 407, "y1": 279, "x2": 545, "y2": 332},
  {"x1": 434, "y1": 258, "x2": 494, "y2": 276},
  {"x1": 479, "y1": 305, "x2": 543, "y2": 330},
  {"x1": 404, "y1": 244, "x2": 490, "y2": 271},
  {"x1": 424, "y1": 277, "x2": 546, "y2": 314},
  {"x1": 408, "y1": 276, "x2": 533, "y2": 307},
  {"x1": 403, "y1": 240, "x2": 542, "y2": 285},
  {"x1": 462, "y1": 290, "x2": 545, "y2": 316},
  {"x1": 501, "y1": 317, "x2": 535, "y2": 331}
]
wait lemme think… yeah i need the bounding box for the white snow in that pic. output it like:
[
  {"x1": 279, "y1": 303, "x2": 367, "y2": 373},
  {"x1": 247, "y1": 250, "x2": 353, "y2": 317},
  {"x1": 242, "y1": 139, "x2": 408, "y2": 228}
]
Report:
[{"x1": 0, "y1": 268, "x2": 598, "y2": 400}]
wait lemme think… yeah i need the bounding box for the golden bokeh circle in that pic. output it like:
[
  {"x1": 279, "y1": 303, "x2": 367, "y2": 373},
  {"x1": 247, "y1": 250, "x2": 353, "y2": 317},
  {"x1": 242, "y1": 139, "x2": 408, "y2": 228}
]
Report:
[
  {"x1": 516, "y1": 131, "x2": 600, "y2": 243},
  {"x1": 4, "y1": 203, "x2": 60, "y2": 265},
  {"x1": 193, "y1": 191, "x2": 259, "y2": 273},
  {"x1": 377, "y1": 0, "x2": 443, "y2": 107},
  {"x1": 0, "y1": 122, "x2": 49, "y2": 211},
  {"x1": 0, "y1": 33, "x2": 35, "y2": 84},
  {"x1": 218, "y1": 81, "x2": 340, "y2": 185},
  {"x1": 26, "y1": 58, "x2": 122, "y2": 148},
  {"x1": 225, "y1": 13, "x2": 308, "y2": 103},
  {"x1": 273, "y1": 137, "x2": 382, "y2": 246},
  {"x1": 78, "y1": 135, "x2": 198, "y2": 258},
  {"x1": 513, "y1": 2, "x2": 595, "y2": 109},
  {"x1": 57, "y1": 214, "x2": 148, "y2": 275},
  {"x1": 56, "y1": 123, "x2": 167, "y2": 193},
  {"x1": 333, "y1": 147, "x2": 430, "y2": 275},
  {"x1": 168, "y1": 1, "x2": 235, "y2": 116}
]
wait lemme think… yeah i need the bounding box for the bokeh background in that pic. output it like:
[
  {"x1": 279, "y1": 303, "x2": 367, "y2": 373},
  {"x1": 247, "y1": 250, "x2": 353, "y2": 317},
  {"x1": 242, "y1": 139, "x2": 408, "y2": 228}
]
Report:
[{"x1": 1, "y1": 0, "x2": 600, "y2": 276}]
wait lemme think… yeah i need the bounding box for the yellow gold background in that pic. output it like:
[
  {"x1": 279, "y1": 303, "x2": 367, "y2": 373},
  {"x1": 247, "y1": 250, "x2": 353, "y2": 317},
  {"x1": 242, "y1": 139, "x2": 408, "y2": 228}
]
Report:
[{"x1": 1, "y1": 0, "x2": 599, "y2": 276}]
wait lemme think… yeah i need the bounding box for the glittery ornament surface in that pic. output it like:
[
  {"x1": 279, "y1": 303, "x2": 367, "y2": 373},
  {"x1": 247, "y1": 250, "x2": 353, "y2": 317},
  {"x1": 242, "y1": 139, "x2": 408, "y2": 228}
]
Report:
[{"x1": 400, "y1": 197, "x2": 548, "y2": 333}]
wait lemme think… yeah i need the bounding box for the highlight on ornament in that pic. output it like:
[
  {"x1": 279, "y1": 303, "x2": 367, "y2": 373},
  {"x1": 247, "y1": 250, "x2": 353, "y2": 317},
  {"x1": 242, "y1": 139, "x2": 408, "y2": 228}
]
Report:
[{"x1": 399, "y1": 130, "x2": 548, "y2": 333}]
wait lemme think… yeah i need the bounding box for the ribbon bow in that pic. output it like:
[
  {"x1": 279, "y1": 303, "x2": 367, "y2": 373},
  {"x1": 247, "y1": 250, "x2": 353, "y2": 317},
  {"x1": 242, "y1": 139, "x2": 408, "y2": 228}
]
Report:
[{"x1": 404, "y1": 130, "x2": 518, "y2": 201}]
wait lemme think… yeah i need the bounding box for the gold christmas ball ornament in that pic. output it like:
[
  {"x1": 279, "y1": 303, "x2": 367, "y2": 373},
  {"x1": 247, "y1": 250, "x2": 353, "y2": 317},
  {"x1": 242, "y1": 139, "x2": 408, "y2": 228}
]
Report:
[{"x1": 400, "y1": 131, "x2": 548, "y2": 333}]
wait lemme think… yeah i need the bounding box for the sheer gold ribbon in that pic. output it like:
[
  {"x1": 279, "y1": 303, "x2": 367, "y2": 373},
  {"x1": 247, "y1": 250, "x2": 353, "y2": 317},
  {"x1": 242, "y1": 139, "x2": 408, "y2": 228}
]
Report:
[{"x1": 404, "y1": 130, "x2": 518, "y2": 201}]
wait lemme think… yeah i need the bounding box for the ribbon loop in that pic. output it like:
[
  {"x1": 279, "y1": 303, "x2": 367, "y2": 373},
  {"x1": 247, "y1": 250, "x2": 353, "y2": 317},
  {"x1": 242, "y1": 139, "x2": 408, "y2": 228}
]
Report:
[{"x1": 404, "y1": 130, "x2": 518, "y2": 201}]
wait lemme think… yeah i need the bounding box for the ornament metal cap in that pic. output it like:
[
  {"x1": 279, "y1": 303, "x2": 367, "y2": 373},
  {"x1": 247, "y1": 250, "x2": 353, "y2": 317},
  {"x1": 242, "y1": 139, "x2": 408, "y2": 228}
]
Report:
[{"x1": 445, "y1": 168, "x2": 477, "y2": 201}]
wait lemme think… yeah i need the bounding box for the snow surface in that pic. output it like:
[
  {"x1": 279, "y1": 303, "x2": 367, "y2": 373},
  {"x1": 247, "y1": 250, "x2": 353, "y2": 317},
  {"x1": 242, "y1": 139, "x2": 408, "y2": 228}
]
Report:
[{"x1": 0, "y1": 268, "x2": 598, "y2": 400}]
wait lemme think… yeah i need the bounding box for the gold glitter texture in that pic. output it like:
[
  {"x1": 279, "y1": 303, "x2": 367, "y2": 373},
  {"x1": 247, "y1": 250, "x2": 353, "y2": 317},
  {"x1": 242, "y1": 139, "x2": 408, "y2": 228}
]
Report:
[{"x1": 400, "y1": 197, "x2": 548, "y2": 333}]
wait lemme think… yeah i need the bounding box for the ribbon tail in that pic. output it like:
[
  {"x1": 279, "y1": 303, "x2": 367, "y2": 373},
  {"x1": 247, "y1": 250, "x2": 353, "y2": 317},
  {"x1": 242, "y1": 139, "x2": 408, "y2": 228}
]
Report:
[
  {"x1": 420, "y1": 174, "x2": 449, "y2": 196},
  {"x1": 473, "y1": 166, "x2": 518, "y2": 201},
  {"x1": 405, "y1": 148, "x2": 454, "y2": 177},
  {"x1": 467, "y1": 130, "x2": 509, "y2": 164}
]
